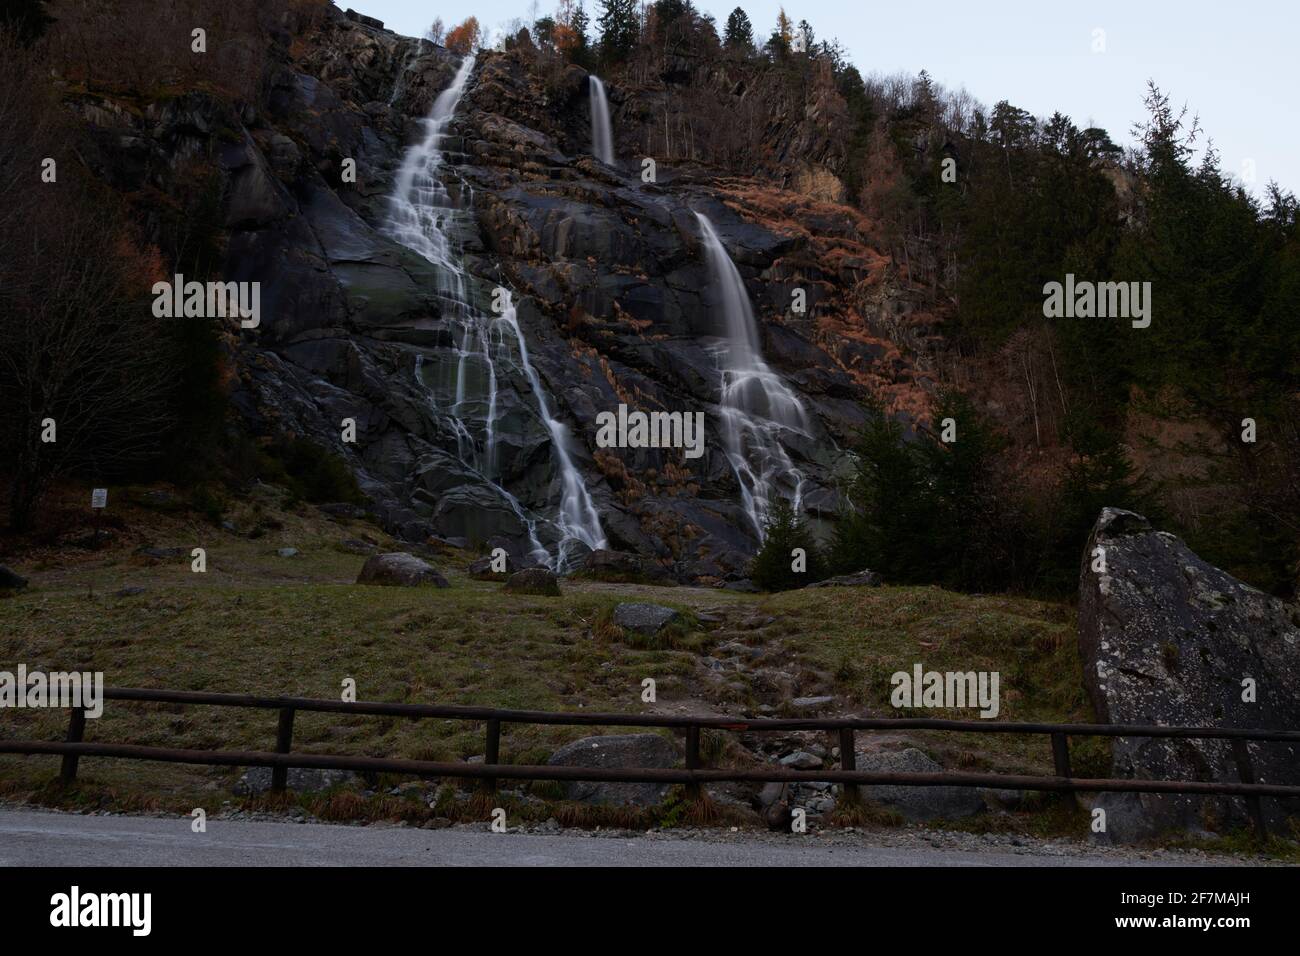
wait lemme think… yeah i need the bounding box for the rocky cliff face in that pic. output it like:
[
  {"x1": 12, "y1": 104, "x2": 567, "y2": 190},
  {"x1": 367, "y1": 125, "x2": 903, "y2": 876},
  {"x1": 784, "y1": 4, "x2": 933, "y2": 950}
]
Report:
[
  {"x1": 71, "y1": 7, "x2": 934, "y2": 580},
  {"x1": 1079, "y1": 508, "x2": 1300, "y2": 842}
]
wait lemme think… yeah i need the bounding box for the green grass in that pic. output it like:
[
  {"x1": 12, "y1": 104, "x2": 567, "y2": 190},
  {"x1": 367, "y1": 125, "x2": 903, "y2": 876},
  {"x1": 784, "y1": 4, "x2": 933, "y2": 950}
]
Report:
[{"x1": 0, "y1": 481, "x2": 1100, "y2": 824}]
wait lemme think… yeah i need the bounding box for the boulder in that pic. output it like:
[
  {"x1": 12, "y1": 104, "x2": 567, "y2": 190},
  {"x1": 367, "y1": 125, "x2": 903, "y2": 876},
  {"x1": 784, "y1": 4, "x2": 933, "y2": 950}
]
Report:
[
  {"x1": 577, "y1": 549, "x2": 673, "y2": 584},
  {"x1": 504, "y1": 568, "x2": 560, "y2": 596},
  {"x1": 779, "y1": 751, "x2": 823, "y2": 769},
  {"x1": 0, "y1": 566, "x2": 28, "y2": 590},
  {"x1": 806, "y1": 569, "x2": 882, "y2": 588},
  {"x1": 546, "y1": 734, "x2": 679, "y2": 805},
  {"x1": 468, "y1": 553, "x2": 517, "y2": 581},
  {"x1": 612, "y1": 602, "x2": 681, "y2": 636},
  {"x1": 356, "y1": 552, "x2": 449, "y2": 588},
  {"x1": 852, "y1": 748, "x2": 984, "y2": 821},
  {"x1": 1078, "y1": 508, "x2": 1300, "y2": 842},
  {"x1": 234, "y1": 767, "x2": 357, "y2": 796}
]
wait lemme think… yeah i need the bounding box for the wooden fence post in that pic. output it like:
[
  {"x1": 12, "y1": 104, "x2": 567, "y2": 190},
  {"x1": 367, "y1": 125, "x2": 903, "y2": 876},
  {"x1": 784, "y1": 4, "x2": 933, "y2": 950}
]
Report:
[
  {"x1": 482, "y1": 718, "x2": 501, "y2": 794},
  {"x1": 59, "y1": 708, "x2": 87, "y2": 785},
  {"x1": 839, "y1": 728, "x2": 858, "y2": 805},
  {"x1": 685, "y1": 725, "x2": 701, "y2": 800},
  {"x1": 1051, "y1": 732, "x2": 1072, "y2": 782},
  {"x1": 271, "y1": 707, "x2": 295, "y2": 793}
]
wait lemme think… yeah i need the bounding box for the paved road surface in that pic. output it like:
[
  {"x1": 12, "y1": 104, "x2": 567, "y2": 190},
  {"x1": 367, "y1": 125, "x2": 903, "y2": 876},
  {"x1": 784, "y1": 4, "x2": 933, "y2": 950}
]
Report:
[{"x1": 0, "y1": 809, "x2": 1200, "y2": 867}]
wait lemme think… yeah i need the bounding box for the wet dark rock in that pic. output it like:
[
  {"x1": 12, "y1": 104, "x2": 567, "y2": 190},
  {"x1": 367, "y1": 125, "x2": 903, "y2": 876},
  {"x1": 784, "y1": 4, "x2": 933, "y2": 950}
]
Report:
[{"x1": 234, "y1": 767, "x2": 357, "y2": 796}]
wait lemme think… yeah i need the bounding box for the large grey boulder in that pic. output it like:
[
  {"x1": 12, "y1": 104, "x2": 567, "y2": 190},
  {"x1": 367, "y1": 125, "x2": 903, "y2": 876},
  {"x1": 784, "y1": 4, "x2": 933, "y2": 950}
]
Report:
[
  {"x1": 1078, "y1": 508, "x2": 1300, "y2": 842},
  {"x1": 356, "y1": 552, "x2": 449, "y2": 588},
  {"x1": 613, "y1": 602, "x2": 681, "y2": 636},
  {"x1": 852, "y1": 748, "x2": 984, "y2": 821},
  {"x1": 546, "y1": 734, "x2": 679, "y2": 806}
]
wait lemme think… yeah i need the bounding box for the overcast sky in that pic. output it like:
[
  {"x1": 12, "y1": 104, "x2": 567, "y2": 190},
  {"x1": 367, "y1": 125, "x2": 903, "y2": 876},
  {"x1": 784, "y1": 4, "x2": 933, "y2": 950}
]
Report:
[{"x1": 355, "y1": 0, "x2": 1297, "y2": 196}]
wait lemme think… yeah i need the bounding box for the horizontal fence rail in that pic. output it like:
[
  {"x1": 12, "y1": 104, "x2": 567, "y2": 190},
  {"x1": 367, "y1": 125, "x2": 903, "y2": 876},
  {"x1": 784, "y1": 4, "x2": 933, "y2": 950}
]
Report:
[{"x1": 4, "y1": 686, "x2": 1298, "y2": 839}]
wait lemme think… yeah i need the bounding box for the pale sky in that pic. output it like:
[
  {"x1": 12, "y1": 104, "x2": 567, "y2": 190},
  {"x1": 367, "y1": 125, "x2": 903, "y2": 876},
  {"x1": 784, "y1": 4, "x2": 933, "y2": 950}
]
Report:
[{"x1": 355, "y1": 0, "x2": 1297, "y2": 196}]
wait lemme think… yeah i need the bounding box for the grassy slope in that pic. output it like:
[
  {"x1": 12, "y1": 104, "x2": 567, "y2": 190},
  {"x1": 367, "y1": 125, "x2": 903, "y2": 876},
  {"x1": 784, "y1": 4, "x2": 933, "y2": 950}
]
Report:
[{"x1": 0, "y1": 484, "x2": 1088, "y2": 816}]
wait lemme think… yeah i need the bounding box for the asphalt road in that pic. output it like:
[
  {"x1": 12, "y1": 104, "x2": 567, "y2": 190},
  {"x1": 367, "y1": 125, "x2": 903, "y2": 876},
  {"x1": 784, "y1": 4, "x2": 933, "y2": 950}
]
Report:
[{"x1": 0, "y1": 809, "x2": 1200, "y2": 867}]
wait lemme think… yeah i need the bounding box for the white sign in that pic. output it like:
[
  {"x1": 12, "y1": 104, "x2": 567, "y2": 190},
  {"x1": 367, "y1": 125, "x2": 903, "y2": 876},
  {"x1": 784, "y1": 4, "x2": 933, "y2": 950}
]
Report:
[{"x1": 91, "y1": 489, "x2": 107, "y2": 509}]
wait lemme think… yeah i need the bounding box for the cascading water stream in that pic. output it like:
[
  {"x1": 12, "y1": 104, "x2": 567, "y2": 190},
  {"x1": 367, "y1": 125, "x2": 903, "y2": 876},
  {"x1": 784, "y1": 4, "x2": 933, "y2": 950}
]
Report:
[
  {"x1": 384, "y1": 55, "x2": 606, "y2": 568},
  {"x1": 695, "y1": 212, "x2": 808, "y2": 540},
  {"x1": 589, "y1": 76, "x2": 614, "y2": 165}
]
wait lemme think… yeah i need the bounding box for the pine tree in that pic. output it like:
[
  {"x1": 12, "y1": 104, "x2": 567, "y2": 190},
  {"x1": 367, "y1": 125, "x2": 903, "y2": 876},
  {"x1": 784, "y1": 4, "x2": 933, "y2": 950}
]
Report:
[
  {"x1": 597, "y1": 0, "x2": 639, "y2": 63},
  {"x1": 750, "y1": 498, "x2": 825, "y2": 591},
  {"x1": 1, "y1": 0, "x2": 54, "y2": 45},
  {"x1": 723, "y1": 7, "x2": 754, "y2": 52}
]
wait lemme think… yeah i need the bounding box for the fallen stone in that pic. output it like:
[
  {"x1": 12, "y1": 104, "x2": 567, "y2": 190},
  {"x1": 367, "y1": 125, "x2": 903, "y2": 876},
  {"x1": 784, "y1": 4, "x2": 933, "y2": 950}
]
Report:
[
  {"x1": 722, "y1": 578, "x2": 760, "y2": 593},
  {"x1": 114, "y1": 586, "x2": 146, "y2": 598},
  {"x1": 790, "y1": 696, "x2": 834, "y2": 711},
  {"x1": 468, "y1": 554, "x2": 517, "y2": 581},
  {"x1": 546, "y1": 734, "x2": 679, "y2": 805},
  {"x1": 779, "y1": 751, "x2": 823, "y2": 770},
  {"x1": 1078, "y1": 508, "x2": 1300, "y2": 842},
  {"x1": 356, "y1": 552, "x2": 449, "y2": 588},
  {"x1": 233, "y1": 767, "x2": 357, "y2": 797},
  {"x1": 276, "y1": 547, "x2": 299, "y2": 558},
  {"x1": 852, "y1": 748, "x2": 984, "y2": 821},
  {"x1": 504, "y1": 568, "x2": 560, "y2": 596},
  {"x1": 612, "y1": 602, "x2": 681, "y2": 636}
]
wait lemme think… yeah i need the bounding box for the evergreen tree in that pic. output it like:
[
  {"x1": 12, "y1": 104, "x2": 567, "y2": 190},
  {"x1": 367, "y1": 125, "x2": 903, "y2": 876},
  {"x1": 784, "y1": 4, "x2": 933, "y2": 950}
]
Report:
[
  {"x1": 723, "y1": 6, "x2": 753, "y2": 52},
  {"x1": 597, "y1": 0, "x2": 639, "y2": 63},
  {"x1": 750, "y1": 497, "x2": 825, "y2": 591},
  {"x1": 1, "y1": 0, "x2": 54, "y2": 45}
]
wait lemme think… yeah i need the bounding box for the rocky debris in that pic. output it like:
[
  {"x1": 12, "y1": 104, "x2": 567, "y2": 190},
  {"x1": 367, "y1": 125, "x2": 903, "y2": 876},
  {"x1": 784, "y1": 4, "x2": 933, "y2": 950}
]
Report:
[
  {"x1": 504, "y1": 568, "x2": 561, "y2": 596},
  {"x1": 356, "y1": 552, "x2": 450, "y2": 588},
  {"x1": 1078, "y1": 508, "x2": 1300, "y2": 842},
  {"x1": 233, "y1": 767, "x2": 357, "y2": 796},
  {"x1": 577, "y1": 549, "x2": 673, "y2": 584},
  {"x1": 722, "y1": 579, "x2": 761, "y2": 593},
  {"x1": 341, "y1": 538, "x2": 377, "y2": 554},
  {"x1": 807, "y1": 569, "x2": 882, "y2": 588},
  {"x1": 0, "y1": 566, "x2": 28, "y2": 590},
  {"x1": 612, "y1": 602, "x2": 682, "y2": 636},
  {"x1": 852, "y1": 748, "x2": 984, "y2": 822},
  {"x1": 276, "y1": 547, "x2": 300, "y2": 558},
  {"x1": 467, "y1": 554, "x2": 517, "y2": 581},
  {"x1": 546, "y1": 734, "x2": 679, "y2": 805}
]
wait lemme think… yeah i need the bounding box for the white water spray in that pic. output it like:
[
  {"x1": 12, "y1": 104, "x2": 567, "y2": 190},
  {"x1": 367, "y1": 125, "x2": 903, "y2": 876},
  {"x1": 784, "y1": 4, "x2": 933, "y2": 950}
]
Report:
[
  {"x1": 384, "y1": 56, "x2": 606, "y2": 568},
  {"x1": 695, "y1": 212, "x2": 808, "y2": 540},
  {"x1": 589, "y1": 76, "x2": 614, "y2": 165}
]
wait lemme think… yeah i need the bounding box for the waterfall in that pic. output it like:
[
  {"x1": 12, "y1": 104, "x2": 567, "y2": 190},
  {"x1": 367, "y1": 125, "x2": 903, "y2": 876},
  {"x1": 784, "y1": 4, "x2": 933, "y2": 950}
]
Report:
[
  {"x1": 384, "y1": 55, "x2": 607, "y2": 569},
  {"x1": 589, "y1": 76, "x2": 614, "y2": 165},
  {"x1": 695, "y1": 212, "x2": 808, "y2": 541}
]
